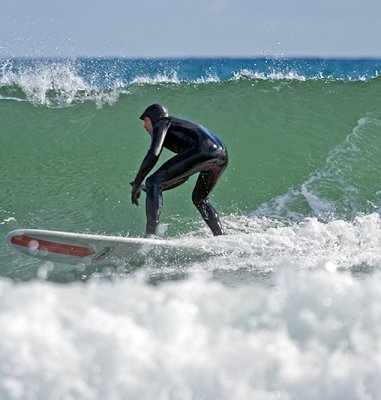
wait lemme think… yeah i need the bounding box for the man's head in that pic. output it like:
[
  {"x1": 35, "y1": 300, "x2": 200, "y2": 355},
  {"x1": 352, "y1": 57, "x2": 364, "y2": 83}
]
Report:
[{"x1": 139, "y1": 104, "x2": 168, "y2": 126}]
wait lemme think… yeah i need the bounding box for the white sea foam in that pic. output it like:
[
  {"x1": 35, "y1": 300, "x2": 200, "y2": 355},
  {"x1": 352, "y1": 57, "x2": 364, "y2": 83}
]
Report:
[
  {"x1": 129, "y1": 70, "x2": 220, "y2": 85},
  {"x1": 0, "y1": 208, "x2": 17, "y2": 227},
  {"x1": 196, "y1": 213, "x2": 381, "y2": 272},
  {"x1": 0, "y1": 267, "x2": 381, "y2": 400},
  {"x1": 232, "y1": 69, "x2": 307, "y2": 81},
  {"x1": 2, "y1": 199, "x2": 381, "y2": 398},
  {"x1": 256, "y1": 112, "x2": 381, "y2": 221},
  {"x1": 0, "y1": 61, "x2": 124, "y2": 108},
  {"x1": 300, "y1": 112, "x2": 381, "y2": 220},
  {"x1": 131, "y1": 71, "x2": 181, "y2": 85}
]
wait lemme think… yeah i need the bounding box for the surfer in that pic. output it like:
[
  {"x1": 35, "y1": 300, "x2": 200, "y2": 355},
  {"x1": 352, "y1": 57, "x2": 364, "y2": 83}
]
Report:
[{"x1": 131, "y1": 104, "x2": 228, "y2": 238}]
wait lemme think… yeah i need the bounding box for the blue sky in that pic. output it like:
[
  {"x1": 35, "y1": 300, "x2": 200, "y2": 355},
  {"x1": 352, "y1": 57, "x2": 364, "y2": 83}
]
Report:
[{"x1": 1, "y1": 0, "x2": 380, "y2": 58}]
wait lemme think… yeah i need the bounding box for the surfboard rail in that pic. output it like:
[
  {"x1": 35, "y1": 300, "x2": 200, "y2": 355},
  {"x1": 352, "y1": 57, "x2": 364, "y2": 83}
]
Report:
[{"x1": 6, "y1": 228, "x2": 212, "y2": 266}]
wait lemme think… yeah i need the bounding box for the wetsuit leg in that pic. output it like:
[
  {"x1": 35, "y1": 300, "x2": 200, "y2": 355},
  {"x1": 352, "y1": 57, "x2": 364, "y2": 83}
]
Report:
[
  {"x1": 144, "y1": 179, "x2": 163, "y2": 236},
  {"x1": 144, "y1": 151, "x2": 199, "y2": 235},
  {"x1": 191, "y1": 166, "x2": 226, "y2": 236},
  {"x1": 144, "y1": 150, "x2": 223, "y2": 236},
  {"x1": 144, "y1": 175, "x2": 190, "y2": 235}
]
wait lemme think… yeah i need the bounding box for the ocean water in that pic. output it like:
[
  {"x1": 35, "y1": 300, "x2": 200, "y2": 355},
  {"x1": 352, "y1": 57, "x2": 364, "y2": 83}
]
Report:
[{"x1": 1, "y1": 57, "x2": 381, "y2": 399}]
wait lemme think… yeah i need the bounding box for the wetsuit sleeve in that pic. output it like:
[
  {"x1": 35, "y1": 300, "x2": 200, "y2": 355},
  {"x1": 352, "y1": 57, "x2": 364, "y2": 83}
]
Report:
[{"x1": 133, "y1": 119, "x2": 171, "y2": 186}]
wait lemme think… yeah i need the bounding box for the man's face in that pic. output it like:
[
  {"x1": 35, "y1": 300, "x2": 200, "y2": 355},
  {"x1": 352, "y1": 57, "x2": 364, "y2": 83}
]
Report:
[{"x1": 143, "y1": 117, "x2": 153, "y2": 135}]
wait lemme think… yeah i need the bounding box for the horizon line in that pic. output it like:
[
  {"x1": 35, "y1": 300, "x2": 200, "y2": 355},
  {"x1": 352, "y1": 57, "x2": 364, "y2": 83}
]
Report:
[{"x1": 1, "y1": 54, "x2": 381, "y2": 61}]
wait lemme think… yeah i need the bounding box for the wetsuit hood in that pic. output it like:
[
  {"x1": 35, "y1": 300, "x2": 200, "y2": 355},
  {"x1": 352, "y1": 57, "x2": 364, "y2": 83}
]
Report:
[{"x1": 139, "y1": 104, "x2": 169, "y2": 125}]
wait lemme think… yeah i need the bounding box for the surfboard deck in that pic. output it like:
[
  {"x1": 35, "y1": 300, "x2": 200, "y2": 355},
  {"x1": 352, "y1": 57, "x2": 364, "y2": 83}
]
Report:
[{"x1": 6, "y1": 228, "x2": 212, "y2": 266}]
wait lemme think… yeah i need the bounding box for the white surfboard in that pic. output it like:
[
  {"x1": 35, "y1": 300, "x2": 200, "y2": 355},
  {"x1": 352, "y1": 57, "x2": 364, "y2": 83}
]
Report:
[{"x1": 7, "y1": 228, "x2": 212, "y2": 266}]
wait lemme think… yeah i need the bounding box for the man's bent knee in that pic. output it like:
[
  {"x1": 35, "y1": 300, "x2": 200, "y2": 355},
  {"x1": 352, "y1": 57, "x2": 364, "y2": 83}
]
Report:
[
  {"x1": 145, "y1": 175, "x2": 162, "y2": 192},
  {"x1": 192, "y1": 191, "x2": 204, "y2": 208}
]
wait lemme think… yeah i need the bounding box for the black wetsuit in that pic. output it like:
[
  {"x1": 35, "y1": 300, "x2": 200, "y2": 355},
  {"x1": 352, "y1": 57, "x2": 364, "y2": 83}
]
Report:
[{"x1": 132, "y1": 108, "x2": 228, "y2": 236}]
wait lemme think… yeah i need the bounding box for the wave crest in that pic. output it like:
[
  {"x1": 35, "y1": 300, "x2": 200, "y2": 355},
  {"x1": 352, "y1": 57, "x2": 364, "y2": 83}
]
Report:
[
  {"x1": 1, "y1": 58, "x2": 381, "y2": 107},
  {"x1": 0, "y1": 59, "x2": 126, "y2": 108}
]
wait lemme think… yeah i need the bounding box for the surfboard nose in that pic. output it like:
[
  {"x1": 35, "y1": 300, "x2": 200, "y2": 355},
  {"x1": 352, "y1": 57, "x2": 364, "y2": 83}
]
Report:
[{"x1": 7, "y1": 229, "x2": 96, "y2": 263}]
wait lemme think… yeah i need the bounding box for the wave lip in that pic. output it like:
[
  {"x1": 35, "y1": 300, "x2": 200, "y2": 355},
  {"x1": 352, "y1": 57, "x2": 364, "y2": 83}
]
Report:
[
  {"x1": 232, "y1": 68, "x2": 308, "y2": 81},
  {"x1": 1, "y1": 59, "x2": 89, "y2": 106},
  {"x1": 0, "y1": 59, "x2": 128, "y2": 107},
  {"x1": 1, "y1": 58, "x2": 381, "y2": 107}
]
